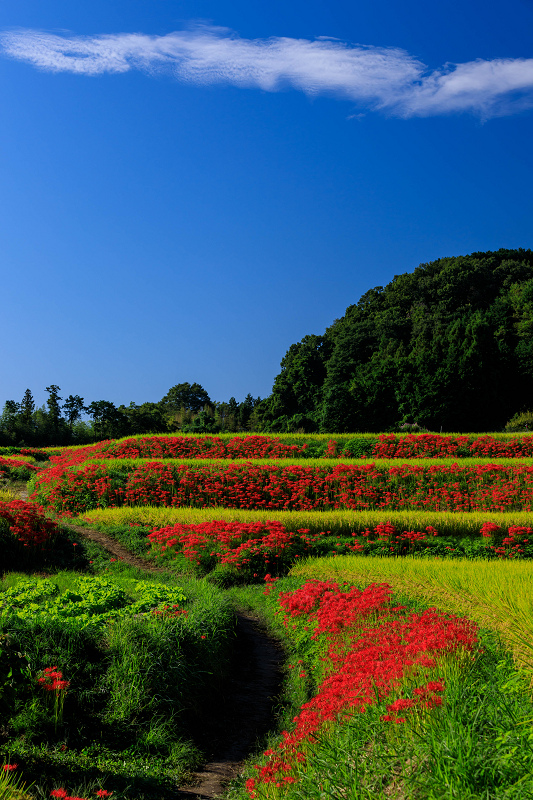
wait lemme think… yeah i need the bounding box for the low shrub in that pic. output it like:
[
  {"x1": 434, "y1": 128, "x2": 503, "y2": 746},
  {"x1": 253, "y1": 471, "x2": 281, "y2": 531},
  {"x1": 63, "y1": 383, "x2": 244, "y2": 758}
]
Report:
[
  {"x1": 0, "y1": 499, "x2": 60, "y2": 570},
  {"x1": 504, "y1": 409, "x2": 533, "y2": 432}
]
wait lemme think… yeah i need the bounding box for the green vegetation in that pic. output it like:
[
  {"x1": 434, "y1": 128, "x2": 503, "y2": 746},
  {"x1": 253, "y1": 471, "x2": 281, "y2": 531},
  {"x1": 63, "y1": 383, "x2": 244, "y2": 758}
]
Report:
[
  {"x1": 0, "y1": 569, "x2": 234, "y2": 798},
  {"x1": 256, "y1": 248, "x2": 533, "y2": 432},
  {"x1": 292, "y1": 554, "x2": 533, "y2": 675},
  {"x1": 227, "y1": 578, "x2": 533, "y2": 800},
  {"x1": 5, "y1": 428, "x2": 533, "y2": 799}
]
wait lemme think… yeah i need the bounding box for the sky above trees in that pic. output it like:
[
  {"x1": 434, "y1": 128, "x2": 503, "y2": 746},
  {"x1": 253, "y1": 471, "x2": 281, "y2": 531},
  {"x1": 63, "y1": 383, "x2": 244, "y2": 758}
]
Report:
[{"x1": 2, "y1": 0, "x2": 532, "y2": 410}]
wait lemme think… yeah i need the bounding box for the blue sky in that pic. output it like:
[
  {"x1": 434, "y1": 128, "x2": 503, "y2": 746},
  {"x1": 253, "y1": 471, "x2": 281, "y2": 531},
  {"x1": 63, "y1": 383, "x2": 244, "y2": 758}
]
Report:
[{"x1": 2, "y1": 0, "x2": 532, "y2": 411}]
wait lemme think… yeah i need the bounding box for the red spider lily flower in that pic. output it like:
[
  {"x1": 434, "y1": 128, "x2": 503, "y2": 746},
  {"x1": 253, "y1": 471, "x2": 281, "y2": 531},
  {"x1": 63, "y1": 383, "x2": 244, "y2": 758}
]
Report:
[{"x1": 3, "y1": 763, "x2": 18, "y2": 771}]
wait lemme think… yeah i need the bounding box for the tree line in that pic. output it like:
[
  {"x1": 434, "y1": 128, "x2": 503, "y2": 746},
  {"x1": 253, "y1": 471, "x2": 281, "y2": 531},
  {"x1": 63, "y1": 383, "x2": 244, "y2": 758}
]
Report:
[
  {"x1": 4, "y1": 248, "x2": 533, "y2": 443},
  {"x1": 0, "y1": 383, "x2": 262, "y2": 447}
]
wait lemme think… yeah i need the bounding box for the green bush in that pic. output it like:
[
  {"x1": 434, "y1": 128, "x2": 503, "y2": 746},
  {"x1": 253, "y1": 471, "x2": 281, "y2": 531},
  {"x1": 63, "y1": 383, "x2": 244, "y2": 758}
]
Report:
[{"x1": 504, "y1": 409, "x2": 533, "y2": 432}]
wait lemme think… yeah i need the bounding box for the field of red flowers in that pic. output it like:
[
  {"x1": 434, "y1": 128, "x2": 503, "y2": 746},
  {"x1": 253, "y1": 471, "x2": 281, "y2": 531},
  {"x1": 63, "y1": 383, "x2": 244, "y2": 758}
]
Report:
[
  {"x1": 31, "y1": 460, "x2": 533, "y2": 515},
  {"x1": 4, "y1": 432, "x2": 533, "y2": 799},
  {"x1": 245, "y1": 578, "x2": 477, "y2": 796},
  {"x1": 40, "y1": 432, "x2": 533, "y2": 461}
]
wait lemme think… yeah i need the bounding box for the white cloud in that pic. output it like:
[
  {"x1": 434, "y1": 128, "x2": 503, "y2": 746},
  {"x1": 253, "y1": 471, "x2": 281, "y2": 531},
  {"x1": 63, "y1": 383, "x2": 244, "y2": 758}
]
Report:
[{"x1": 1, "y1": 25, "x2": 533, "y2": 118}]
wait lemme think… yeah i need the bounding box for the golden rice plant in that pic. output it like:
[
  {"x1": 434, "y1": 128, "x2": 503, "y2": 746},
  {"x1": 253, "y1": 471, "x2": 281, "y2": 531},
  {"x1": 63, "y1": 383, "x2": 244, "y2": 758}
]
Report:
[
  {"x1": 77, "y1": 506, "x2": 533, "y2": 536},
  {"x1": 292, "y1": 554, "x2": 533, "y2": 676}
]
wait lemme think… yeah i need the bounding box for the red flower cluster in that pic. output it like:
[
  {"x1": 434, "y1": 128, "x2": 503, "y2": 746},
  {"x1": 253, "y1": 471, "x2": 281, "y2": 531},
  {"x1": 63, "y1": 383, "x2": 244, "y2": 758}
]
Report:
[
  {"x1": 35, "y1": 460, "x2": 533, "y2": 515},
  {"x1": 150, "y1": 604, "x2": 188, "y2": 618},
  {"x1": 20, "y1": 448, "x2": 48, "y2": 459},
  {"x1": 148, "y1": 520, "x2": 326, "y2": 575},
  {"x1": 480, "y1": 523, "x2": 532, "y2": 557},
  {"x1": 0, "y1": 455, "x2": 40, "y2": 478},
  {"x1": 370, "y1": 434, "x2": 533, "y2": 459},
  {"x1": 263, "y1": 573, "x2": 280, "y2": 596},
  {"x1": 37, "y1": 667, "x2": 70, "y2": 694},
  {"x1": 358, "y1": 521, "x2": 440, "y2": 553},
  {"x1": 247, "y1": 581, "x2": 477, "y2": 794},
  {"x1": 380, "y1": 680, "x2": 445, "y2": 722},
  {"x1": 0, "y1": 499, "x2": 58, "y2": 548},
  {"x1": 51, "y1": 791, "x2": 112, "y2": 799},
  {"x1": 102, "y1": 435, "x2": 308, "y2": 460}
]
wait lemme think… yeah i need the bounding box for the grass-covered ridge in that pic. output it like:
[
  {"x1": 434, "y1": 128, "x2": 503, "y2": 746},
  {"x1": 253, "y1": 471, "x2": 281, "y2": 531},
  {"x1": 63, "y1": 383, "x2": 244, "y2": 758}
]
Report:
[{"x1": 226, "y1": 576, "x2": 533, "y2": 800}]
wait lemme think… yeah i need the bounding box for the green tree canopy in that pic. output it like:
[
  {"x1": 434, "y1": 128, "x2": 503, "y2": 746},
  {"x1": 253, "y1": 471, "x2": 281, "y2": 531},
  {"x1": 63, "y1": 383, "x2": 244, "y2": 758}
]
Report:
[
  {"x1": 159, "y1": 382, "x2": 212, "y2": 414},
  {"x1": 263, "y1": 248, "x2": 533, "y2": 432}
]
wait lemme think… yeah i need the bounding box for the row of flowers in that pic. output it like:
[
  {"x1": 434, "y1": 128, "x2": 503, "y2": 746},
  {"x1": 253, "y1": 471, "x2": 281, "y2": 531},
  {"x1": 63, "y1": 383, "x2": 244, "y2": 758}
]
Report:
[
  {"x1": 145, "y1": 520, "x2": 531, "y2": 578},
  {"x1": 20, "y1": 433, "x2": 533, "y2": 483},
  {"x1": 33, "y1": 461, "x2": 533, "y2": 515},
  {"x1": 0, "y1": 455, "x2": 40, "y2": 481},
  {"x1": 245, "y1": 578, "x2": 477, "y2": 795},
  {"x1": 365, "y1": 433, "x2": 533, "y2": 459}
]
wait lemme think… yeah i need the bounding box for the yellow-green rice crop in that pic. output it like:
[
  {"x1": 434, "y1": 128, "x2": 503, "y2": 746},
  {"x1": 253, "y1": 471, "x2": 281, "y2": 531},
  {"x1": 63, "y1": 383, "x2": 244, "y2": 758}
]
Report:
[
  {"x1": 292, "y1": 554, "x2": 533, "y2": 676},
  {"x1": 77, "y1": 505, "x2": 533, "y2": 532},
  {"x1": 79, "y1": 456, "x2": 533, "y2": 469}
]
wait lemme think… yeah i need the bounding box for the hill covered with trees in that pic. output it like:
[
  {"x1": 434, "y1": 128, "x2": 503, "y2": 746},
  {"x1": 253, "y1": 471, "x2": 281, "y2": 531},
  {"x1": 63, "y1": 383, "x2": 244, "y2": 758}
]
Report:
[{"x1": 255, "y1": 248, "x2": 533, "y2": 432}]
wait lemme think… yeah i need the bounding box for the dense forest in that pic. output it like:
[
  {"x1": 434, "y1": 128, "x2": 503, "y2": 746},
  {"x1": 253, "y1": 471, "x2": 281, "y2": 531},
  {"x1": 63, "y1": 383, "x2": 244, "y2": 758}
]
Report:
[
  {"x1": 256, "y1": 247, "x2": 533, "y2": 433},
  {"x1": 2, "y1": 248, "x2": 533, "y2": 444}
]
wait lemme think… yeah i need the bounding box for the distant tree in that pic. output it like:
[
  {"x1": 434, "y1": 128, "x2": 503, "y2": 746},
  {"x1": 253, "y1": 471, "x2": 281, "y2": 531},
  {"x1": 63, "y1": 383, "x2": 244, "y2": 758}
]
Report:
[
  {"x1": 181, "y1": 408, "x2": 221, "y2": 434},
  {"x1": 0, "y1": 400, "x2": 20, "y2": 444},
  {"x1": 63, "y1": 395, "x2": 86, "y2": 430},
  {"x1": 237, "y1": 394, "x2": 260, "y2": 430},
  {"x1": 45, "y1": 385, "x2": 62, "y2": 432},
  {"x1": 118, "y1": 402, "x2": 167, "y2": 434},
  {"x1": 160, "y1": 382, "x2": 213, "y2": 431},
  {"x1": 20, "y1": 389, "x2": 35, "y2": 423},
  {"x1": 262, "y1": 335, "x2": 332, "y2": 428},
  {"x1": 86, "y1": 400, "x2": 127, "y2": 441},
  {"x1": 214, "y1": 398, "x2": 239, "y2": 431},
  {"x1": 160, "y1": 383, "x2": 212, "y2": 414}
]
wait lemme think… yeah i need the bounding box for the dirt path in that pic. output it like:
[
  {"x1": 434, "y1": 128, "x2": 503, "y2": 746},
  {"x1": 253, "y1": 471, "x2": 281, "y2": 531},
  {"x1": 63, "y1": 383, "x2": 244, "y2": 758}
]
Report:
[
  {"x1": 17, "y1": 486, "x2": 284, "y2": 800},
  {"x1": 66, "y1": 519, "x2": 284, "y2": 799}
]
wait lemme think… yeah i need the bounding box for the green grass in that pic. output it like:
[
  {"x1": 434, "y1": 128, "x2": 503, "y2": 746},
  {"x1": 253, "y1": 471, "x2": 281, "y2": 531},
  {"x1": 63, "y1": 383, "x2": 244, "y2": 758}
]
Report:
[{"x1": 0, "y1": 561, "x2": 236, "y2": 799}]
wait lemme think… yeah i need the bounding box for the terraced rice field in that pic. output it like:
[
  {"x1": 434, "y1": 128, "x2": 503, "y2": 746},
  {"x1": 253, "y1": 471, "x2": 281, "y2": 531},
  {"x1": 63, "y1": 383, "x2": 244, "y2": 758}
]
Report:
[{"x1": 3, "y1": 431, "x2": 533, "y2": 799}]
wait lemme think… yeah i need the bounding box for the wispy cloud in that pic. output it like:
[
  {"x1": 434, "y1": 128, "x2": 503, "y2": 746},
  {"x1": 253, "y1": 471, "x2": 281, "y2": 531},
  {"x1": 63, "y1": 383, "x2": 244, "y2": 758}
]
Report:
[{"x1": 2, "y1": 25, "x2": 533, "y2": 118}]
